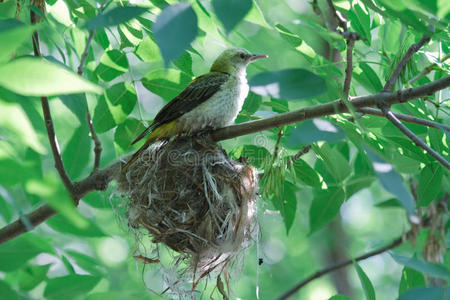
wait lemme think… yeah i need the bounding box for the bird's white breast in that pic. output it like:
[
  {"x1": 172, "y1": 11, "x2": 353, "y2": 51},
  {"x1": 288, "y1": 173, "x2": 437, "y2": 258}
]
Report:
[{"x1": 178, "y1": 72, "x2": 249, "y2": 132}]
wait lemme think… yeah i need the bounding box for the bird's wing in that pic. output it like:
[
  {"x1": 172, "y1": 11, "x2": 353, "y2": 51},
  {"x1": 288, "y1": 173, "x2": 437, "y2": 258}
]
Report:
[{"x1": 131, "y1": 72, "x2": 230, "y2": 145}]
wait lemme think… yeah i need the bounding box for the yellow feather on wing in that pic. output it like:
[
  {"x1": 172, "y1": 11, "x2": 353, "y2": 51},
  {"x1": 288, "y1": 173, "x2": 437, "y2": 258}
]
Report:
[{"x1": 121, "y1": 120, "x2": 179, "y2": 173}]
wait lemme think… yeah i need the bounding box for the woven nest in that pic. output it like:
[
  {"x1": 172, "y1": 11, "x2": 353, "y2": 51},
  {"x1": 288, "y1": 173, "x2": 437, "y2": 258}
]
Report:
[{"x1": 117, "y1": 137, "x2": 258, "y2": 296}]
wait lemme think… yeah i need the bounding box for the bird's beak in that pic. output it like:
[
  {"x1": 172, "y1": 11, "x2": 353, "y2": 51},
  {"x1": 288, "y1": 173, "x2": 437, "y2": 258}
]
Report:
[{"x1": 248, "y1": 53, "x2": 268, "y2": 62}]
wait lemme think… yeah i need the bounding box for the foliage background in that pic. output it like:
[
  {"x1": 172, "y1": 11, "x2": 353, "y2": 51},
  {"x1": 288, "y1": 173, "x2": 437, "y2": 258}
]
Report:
[{"x1": 0, "y1": 0, "x2": 449, "y2": 299}]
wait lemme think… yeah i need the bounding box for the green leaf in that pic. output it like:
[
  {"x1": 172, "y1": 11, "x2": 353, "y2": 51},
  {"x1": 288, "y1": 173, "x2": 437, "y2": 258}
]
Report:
[
  {"x1": 95, "y1": 49, "x2": 129, "y2": 82},
  {"x1": 44, "y1": 275, "x2": 101, "y2": 299},
  {"x1": 390, "y1": 252, "x2": 450, "y2": 279},
  {"x1": 114, "y1": 118, "x2": 146, "y2": 154},
  {"x1": 0, "y1": 19, "x2": 34, "y2": 63},
  {"x1": 0, "y1": 57, "x2": 103, "y2": 96},
  {"x1": 232, "y1": 144, "x2": 270, "y2": 169},
  {"x1": 398, "y1": 287, "x2": 449, "y2": 300},
  {"x1": 18, "y1": 264, "x2": 52, "y2": 291},
  {"x1": 66, "y1": 250, "x2": 105, "y2": 276},
  {"x1": 85, "y1": 6, "x2": 147, "y2": 30},
  {"x1": 173, "y1": 51, "x2": 193, "y2": 76},
  {"x1": 282, "y1": 181, "x2": 297, "y2": 234},
  {"x1": 375, "y1": 198, "x2": 402, "y2": 208},
  {"x1": 134, "y1": 36, "x2": 162, "y2": 62},
  {"x1": 275, "y1": 23, "x2": 302, "y2": 47},
  {"x1": 286, "y1": 120, "x2": 345, "y2": 145},
  {"x1": 417, "y1": 164, "x2": 443, "y2": 207},
  {"x1": 241, "y1": 92, "x2": 262, "y2": 115},
  {"x1": 292, "y1": 158, "x2": 321, "y2": 187},
  {"x1": 309, "y1": 188, "x2": 345, "y2": 234},
  {"x1": 354, "y1": 261, "x2": 376, "y2": 300},
  {"x1": 92, "y1": 95, "x2": 116, "y2": 133},
  {"x1": 212, "y1": 0, "x2": 252, "y2": 33},
  {"x1": 313, "y1": 144, "x2": 351, "y2": 183},
  {"x1": 348, "y1": 3, "x2": 371, "y2": 44},
  {"x1": 153, "y1": 3, "x2": 198, "y2": 65},
  {"x1": 0, "y1": 234, "x2": 53, "y2": 271},
  {"x1": 0, "y1": 281, "x2": 20, "y2": 300},
  {"x1": 378, "y1": 19, "x2": 402, "y2": 54},
  {"x1": 59, "y1": 94, "x2": 88, "y2": 124},
  {"x1": 46, "y1": 214, "x2": 105, "y2": 237},
  {"x1": 328, "y1": 295, "x2": 352, "y2": 300},
  {"x1": 399, "y1": 266, "x2": 426, "y2": 294},
  {"x1": 93, "y1": 82, "x2": 137, "y2": 133},
  {"x1": 354, "y1": 62, "x2": 383, "y2": 93},
  {"x1": 104, "y1": 82, "x2": 137, "y2": 124},
  {"x1": 62, "y1": 125, "x2": 91, "y2": 179},
  {"x1": 366, "y1": 150, "x2": 415, "y2": 215},
  {"x1": 142, "y1": 68, "x2": 192, "y2": 101},
  {"x1": 249, "y1": 69, "x2": 326, "y2": 100}
]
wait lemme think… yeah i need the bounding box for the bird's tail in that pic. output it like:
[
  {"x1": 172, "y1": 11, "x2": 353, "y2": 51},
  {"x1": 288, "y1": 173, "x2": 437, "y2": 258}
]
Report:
[{"x1": 121, "y1": 137, "x2": 155, "y2": 173}]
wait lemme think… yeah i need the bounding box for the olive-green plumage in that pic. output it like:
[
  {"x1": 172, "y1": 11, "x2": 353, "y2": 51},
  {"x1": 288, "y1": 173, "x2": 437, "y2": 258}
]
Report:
[{"x1": 122, "y1": 48, "x2": 267, "y2": 172}]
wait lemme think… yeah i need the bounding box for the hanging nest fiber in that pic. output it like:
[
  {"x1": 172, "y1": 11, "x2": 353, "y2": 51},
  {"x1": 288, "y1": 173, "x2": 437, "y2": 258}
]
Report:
[{"x1": 117, "y1": 136, "x2": 258, "y2": 296}]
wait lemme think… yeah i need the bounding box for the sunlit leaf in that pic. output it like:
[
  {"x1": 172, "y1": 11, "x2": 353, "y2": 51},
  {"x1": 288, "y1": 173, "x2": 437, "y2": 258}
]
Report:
[
  {"x1": 95, "y1": 49, "x2": 129, "y2": 82},
  {"x1": 417, "y1": 164, "x2": 443, "y2": 207},
  {"x1": 0, "y1": 58, "x2": 103, "y2": 96},
  {"x1": 142, "y1": 68, "x2": 192, "y2": 100},
  {"x1": 354, "y1": 261, "x2": 376, "y2": 300},
  {"x1": 18, "y1": 264, "x2": 52, "y2": 291},
  {"x1": 250, "y1": 69, "x2": 326, "y2": 100},
  {"x1": 0, "y1": 19, "x2": 34, "y2": 63},
  {"x1": 153, "y1": 3, "x2": 198, "y2": 65},
  {"x1": 62, "y1": 125, "x2": 91, "y2": 179},
  {"x1": 399, "y1": 266, "x2": 426, "y2": 294}
]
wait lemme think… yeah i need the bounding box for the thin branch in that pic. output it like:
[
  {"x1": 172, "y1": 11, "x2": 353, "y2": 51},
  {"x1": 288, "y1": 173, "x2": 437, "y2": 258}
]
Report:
[
  {"x1": 286, "y1": 145, "x2": 312, "y2": 169},
  {"x1": 211, "y1": 75, "x2": 450, "y2": 142},
  {"x1": 277, "y1": 236, "x2": 404, "y2": 300},
  {"x1": 1, "y1": 76, "x2": 450, "y2": 244},
  {"x1": 326, "y1": 0, "x2": 347, "y2": 31},
  {"x1": 358, "y1": 107, "x2": 450, "y2": 131},
  {"x1": 87, "y1": 109, "x2": 102, "y2": 171},
  {"x1": 77, "y1": 30, "x2": 102, "y2": 172},
  {"x1": 343, "y1": 38, "x2": 355, "y2": 101},
  {"x1": 408, "y1": 53, "x2": 450, "y2": 85},
  {"x1": 77, "y1": 30, "x2": 95, "y2": 76},
  {"x1": 381, "y1": 107, "x2": 450, "y2": 170},
  {"x1": 272, "y1": 128, "x2": 284, "y2": 162},
  {"x1": 383, "y1": 34, "x2": 432, "y2": 91},
  {"x1": 31, "y1": 12, "x2": 74, "y2": 195}
]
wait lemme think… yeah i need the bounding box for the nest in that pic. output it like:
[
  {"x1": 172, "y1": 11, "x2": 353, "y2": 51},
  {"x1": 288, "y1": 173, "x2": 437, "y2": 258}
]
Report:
[{"x1": 117, "y1": 137, "x2": 258, "y2": 297}]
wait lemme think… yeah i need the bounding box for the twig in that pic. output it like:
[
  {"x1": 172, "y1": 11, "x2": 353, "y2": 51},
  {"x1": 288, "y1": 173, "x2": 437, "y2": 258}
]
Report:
[
  {"x1": 77, "y1": 30, "x2": 95, "y2": 76},
  {"x1": 408, "y1": 53, "x2": 450, "y2": 85},
  {"x1": 212, "y1": 75, "x2": 450, "y2": 142},
  {"x1": 287, "y1": 145, "x2": 312, "y2": 169},
  {"x1": 358, "y1": 107, "x2": 450, "y2": 131},
  {"x1": 77, "y1": 30, "x2": 102, "y2": 172},
  {"x1": 343, "y1": 38, "x2": 355, "y2": 100},
  {"x1": 381, "y1": 107, "x2": 449, "y2": 170},
  {"x1": 87, "y1": 109, "x2": 102, "y2": 171},
  {"x1": 272, "y1": 128, "x2": 284, "y2": 162},
  {"x1": 1, "y1": 76, "x2": 449, "y2": 244},
  {"x1": 326, "y1": 0, "x2": 347, "y2": 31},
  {"x1": 277, "y1": 236, "x2": 404, "y2": 300},
  {"x1": 383, "y1": 34, "x2": 432, "y2": 91},
  {"x1": 31, "y1": 12, "x2": 74, "y2": 195}
]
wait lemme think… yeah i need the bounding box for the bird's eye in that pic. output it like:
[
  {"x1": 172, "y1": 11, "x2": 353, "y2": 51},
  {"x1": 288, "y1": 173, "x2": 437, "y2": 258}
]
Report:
[{"x1": 239, "y1": 53, "x2": 245, "y2": 59}]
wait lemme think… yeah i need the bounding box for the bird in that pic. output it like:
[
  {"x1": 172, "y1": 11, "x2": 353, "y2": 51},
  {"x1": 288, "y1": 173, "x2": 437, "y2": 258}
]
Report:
[{"x1": 121, "y1": 48, "x2": 267, "y2": 172}]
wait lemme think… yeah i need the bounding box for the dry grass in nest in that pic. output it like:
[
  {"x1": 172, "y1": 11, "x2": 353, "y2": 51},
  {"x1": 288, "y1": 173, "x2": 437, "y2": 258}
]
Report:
[{"x1": 117, "y1": 136, "x2": 258, "y2": 297}]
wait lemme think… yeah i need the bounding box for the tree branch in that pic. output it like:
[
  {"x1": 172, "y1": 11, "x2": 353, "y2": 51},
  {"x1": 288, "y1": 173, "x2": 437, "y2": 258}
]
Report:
[
  {"x1": 0, "y1": 162, "x2": 120, "y2": 244},
  {"x1": 1, "y1": 76, "x2": 449, "y2": 244},
  {"x1": 358, "y1": 107, "x2": 450, "y2": 131},
  {"x1": 408, "y1": 53, "x2": 450, "y2": 85},
  {"x1": 286, "y1": 145, "x2": 312, "y2": 169},
  {"x1": 343, "y1": 38, "x2": 355, "y2": 101},
  {"x1": 383, "y1": 33, "x2": 432, "y2": 91},
  {"x1": 277, "y1": 236, "x2": 404, "y2": 300},
  {"x1": 31, "y1": 12, "x2": 74, "y2": 195},
  {"x1": 211, "y1": 75, "x2": 450, "y2": 142},
  {"x1": 381, "y1": 107, "x2": 450, "y2": 170}
]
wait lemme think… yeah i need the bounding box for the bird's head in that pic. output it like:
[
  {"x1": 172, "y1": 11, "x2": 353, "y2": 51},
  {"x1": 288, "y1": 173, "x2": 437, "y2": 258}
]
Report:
[{"x1": 210, "y1": 48, "x2": 267, "y2": 75}]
